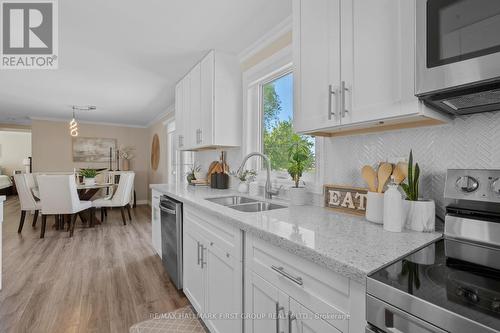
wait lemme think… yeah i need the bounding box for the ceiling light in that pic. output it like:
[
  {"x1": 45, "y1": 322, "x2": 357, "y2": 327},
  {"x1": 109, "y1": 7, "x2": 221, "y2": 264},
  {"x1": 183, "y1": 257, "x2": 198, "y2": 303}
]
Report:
[{"x1": 69, "y1": 105, "x2": 96, "y2": 137}]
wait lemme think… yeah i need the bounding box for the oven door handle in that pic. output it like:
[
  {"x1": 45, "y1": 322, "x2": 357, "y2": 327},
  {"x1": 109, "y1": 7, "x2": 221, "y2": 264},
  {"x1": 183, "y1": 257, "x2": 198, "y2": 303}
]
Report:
[{"x1": 367, "y1": 295, "x2": 447, "y2": 333}]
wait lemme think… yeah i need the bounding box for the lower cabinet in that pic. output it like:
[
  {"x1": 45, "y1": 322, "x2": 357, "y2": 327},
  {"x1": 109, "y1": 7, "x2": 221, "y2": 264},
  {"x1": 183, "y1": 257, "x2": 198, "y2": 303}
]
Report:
[
  {"x1": 151, "y1": 190, "x2": 161, "y2": 257},
  {"x1": 183, "y1": 205, "x2": 242, "y2": 333}
]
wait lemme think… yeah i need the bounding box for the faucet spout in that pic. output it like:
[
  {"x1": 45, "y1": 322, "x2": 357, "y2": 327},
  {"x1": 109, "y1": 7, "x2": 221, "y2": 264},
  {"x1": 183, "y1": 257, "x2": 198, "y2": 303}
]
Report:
[{"x1": 238, "y1": 152, "x2": 274, "y2": 199}]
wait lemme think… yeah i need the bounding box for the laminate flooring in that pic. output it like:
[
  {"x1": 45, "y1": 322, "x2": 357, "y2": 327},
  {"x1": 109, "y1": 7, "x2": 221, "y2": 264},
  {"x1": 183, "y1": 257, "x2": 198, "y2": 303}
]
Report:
[{"x1": 0, "y1": 196, "x2": 189, "y2": 333}]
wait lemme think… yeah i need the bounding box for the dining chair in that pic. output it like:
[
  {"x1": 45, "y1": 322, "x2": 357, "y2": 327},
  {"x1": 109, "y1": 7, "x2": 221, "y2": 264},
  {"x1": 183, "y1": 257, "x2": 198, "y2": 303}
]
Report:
[
  {"x1": 92, "y1": 173, "x2": 135, "y2": 225},
  {"x1": 14, "y1": 174, "x2": 42, "y2": 233},
  {"x1": 37, "y1": 175, "x2": 93, "y2": 238}
]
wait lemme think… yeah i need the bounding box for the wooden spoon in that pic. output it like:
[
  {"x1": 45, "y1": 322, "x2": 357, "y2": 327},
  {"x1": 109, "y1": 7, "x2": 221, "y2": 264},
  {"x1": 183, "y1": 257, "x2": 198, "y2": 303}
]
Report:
[
  {"x1": 377, "y1": 163, "x2": 393, "y2": 193},
  {"x1": 361, "y1": 165, "x2": 377, "y2": 192},
  {"x1": 393, "y1": 162, "x2": 408, "y2": 185}
]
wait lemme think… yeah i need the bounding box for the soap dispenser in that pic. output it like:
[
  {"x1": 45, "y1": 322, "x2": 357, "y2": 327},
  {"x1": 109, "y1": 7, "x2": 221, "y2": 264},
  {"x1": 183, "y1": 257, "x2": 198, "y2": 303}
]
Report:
[{"x1": 383, "y1": 176, "x2": 404, "y2": 232}]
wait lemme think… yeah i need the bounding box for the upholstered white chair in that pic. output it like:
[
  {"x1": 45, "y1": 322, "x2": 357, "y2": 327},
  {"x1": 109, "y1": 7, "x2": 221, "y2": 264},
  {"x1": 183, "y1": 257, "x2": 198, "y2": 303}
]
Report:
[
  {"x1": 92, "y1": 173, "x2": 135, "y2": 225},
  {"x1": 14, "y1": 174, "x2": 42, "y2": 233},
  {"x1": 37, "y1": 175, "x2": 93, "y2": 238}
]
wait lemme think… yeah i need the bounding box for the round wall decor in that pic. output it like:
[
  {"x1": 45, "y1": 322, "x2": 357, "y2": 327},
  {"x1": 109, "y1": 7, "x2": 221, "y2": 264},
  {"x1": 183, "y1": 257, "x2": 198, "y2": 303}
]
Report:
[{"x1": 151, "y1": 134, "x2": 160, "y2": 170}]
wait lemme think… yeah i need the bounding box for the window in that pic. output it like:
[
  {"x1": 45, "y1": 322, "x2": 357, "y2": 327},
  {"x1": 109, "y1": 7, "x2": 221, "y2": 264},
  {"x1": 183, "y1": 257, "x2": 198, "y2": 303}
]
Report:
[{"x1": 261, "y1": 72, "x2": 315, "y2": 174}]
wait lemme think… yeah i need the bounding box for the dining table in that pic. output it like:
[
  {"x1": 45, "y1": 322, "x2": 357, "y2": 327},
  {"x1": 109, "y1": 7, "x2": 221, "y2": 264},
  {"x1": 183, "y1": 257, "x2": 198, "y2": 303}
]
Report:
[{"x1": 31, "y1": 182, "x2": 117, "y2": 227}]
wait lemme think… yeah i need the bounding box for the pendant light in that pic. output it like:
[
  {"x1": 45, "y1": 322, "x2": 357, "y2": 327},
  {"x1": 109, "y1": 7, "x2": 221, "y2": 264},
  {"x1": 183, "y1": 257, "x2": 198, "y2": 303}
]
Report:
[{"x1": 69, "y1": 107, "x2": 79, "y2": 137}]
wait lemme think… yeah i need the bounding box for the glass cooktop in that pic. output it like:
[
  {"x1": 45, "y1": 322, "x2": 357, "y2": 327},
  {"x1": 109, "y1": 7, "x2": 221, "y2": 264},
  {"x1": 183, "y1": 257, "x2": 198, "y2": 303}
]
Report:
[{"x1": 369, "y1": 239, "x2": 500, "y2": 331}]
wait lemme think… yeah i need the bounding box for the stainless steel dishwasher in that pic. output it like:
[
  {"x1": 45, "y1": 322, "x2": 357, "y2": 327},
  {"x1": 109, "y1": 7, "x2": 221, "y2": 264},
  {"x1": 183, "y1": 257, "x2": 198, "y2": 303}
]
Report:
[{"x1": 159, "y1": 195, "x2": 183, "y2": 290}]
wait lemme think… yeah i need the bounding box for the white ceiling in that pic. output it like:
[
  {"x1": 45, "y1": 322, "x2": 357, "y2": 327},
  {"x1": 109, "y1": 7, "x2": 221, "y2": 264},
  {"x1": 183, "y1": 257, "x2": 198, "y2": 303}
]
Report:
[{"x1": 0, "y1": 0, "x2": 291, "y2": 127}]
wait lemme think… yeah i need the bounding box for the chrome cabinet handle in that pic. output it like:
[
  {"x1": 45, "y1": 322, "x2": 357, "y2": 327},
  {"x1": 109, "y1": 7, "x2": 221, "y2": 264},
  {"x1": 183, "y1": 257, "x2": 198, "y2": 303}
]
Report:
[
  {"x1": 271, "y1": 265, "x2": 303, "y2": 286},
  {"x1": 328, "y1": 84, "x2": 337, "y2": 120},
  {"x1": 275, "y1": 302, "x2": 285, "y2": 333},
  {"x1": 288, "y1": 311, "x2": 296, "y2": 333},
  {"x1": 199, "y1": 129, "x2": 202, "y2": 144},
  {"x1": 341, "y1": 81, "x2": 349, "y2": 118},
  {"x1": 178, "y1": 135, "x2": 184, "y2": 148},
  {"x1": 197, "y1": 241, "x2": 201, "y2": 265},
  {"x1": 200, "y1": 245, "x2": 207, "y2": 269}
]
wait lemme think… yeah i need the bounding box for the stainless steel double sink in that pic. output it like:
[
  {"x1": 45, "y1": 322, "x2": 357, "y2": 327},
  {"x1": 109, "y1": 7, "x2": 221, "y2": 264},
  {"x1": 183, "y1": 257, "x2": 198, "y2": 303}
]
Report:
[{"x1": 206, "y1": 196, "x2": 286, "y2": 212}]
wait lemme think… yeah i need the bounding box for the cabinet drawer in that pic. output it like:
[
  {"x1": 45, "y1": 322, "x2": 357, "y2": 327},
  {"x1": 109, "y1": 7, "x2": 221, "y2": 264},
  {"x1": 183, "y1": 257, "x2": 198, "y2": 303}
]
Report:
[
  {"x1": 184, "y1": 205, "x2": 241, "y2": 260},
  {"x1": 247, "y1": 235, "x2": 350, "y2": 332}
]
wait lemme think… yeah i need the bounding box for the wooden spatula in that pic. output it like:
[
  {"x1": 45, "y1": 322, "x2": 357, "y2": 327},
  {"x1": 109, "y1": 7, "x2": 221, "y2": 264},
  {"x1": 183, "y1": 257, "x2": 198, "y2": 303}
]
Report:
[
  {"x1": 361, "y1": 165, "x2": 377, "y2": 192},
  {"x1": 377, "y1": 163, "x2": 393, "y2": 193},
  {"x1": 393, "y1": 162, "x2": 408, "y2": 185}
]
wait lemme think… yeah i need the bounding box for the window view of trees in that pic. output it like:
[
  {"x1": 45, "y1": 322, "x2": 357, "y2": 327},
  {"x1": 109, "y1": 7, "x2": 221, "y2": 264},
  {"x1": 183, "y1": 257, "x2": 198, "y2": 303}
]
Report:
[{"x1": 262, "y1": 73, "x2": 315, "y2": 172}]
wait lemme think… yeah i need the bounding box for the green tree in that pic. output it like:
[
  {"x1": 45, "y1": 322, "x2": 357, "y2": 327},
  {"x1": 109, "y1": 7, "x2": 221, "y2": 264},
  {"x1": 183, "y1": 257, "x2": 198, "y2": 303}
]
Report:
[{"x1": 263, "y1": 82, "x2": 281, "y2": 129}]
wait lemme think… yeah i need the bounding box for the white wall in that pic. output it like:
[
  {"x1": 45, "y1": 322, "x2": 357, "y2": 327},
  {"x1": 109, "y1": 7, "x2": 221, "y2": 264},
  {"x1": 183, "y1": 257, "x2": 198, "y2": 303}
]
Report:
[{"x1": 0, "y1": 131, "x2": 31, "y2": 175}]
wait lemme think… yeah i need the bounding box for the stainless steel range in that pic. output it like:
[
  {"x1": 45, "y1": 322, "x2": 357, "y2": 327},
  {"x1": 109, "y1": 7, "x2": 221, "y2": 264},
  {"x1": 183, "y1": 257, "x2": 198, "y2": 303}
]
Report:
[{"x1": 366, "y1": 169, "x2": 500, "y2": 333}]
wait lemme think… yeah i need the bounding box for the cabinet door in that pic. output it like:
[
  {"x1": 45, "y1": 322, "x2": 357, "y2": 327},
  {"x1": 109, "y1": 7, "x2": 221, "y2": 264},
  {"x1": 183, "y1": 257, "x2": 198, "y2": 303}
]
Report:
[
  {"x1": 175, "y1": 82, "x2": 184, "y2": 149},
  {"x1": 183, "y1": 228, "x2": 205, "y2": 313},
  {"x1": 200, "y1": 51, "x2": 214, "y2": 147},
  {"x1": 190, "y1": 63, "x2": 202, "y2": 148},
  {"x1": 293, "y1": 0, "x2": 341, "y2": 133},
  {"x1": 341, "y1": 0, "x2": 417, "y2": 125},
  {"x1": 289, "y1": 298, "x2": 342, "y2": 333},
  {"x1": 182, "y1": 74, "x2": 192, "y2": 149},
  {"x1": 245, "y1": 272, "x2": 288, "y2": 333},
  {"x1": 151, "y1": 191, "x2": 161, "y2": 257},
  {"x1": 204, "y1": 244, "x2": 242, "y2": 333}
]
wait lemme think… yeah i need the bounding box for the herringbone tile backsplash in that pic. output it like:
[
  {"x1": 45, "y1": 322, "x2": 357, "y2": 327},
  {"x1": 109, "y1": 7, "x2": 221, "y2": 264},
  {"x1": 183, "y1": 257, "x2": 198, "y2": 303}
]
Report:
[{"x1": 324, "y1": 112, "x2": 500, "y2": 217}]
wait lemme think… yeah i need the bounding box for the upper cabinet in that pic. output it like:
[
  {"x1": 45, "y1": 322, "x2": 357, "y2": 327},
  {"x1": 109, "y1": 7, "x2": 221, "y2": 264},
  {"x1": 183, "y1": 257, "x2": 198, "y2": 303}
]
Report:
[
  {"x1": 176, "y1": 50, "x2": 242, "y2": 150},
  {"x1": 293, "y1": 0, "x2": 450, "y2": 136}
]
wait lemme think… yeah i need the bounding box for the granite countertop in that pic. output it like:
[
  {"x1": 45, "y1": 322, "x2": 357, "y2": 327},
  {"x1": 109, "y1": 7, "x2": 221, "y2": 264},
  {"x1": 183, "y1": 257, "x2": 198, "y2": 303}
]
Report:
[{"x1": 150, "y1": 184, "x2": 442, "y2": 283}]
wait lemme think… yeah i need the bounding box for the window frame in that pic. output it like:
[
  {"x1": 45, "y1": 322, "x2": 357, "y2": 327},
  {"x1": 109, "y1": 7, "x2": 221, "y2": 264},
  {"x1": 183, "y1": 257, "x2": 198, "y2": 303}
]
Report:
[{"x1": 242, "y1": 46, "x2": 324, "y2": 194}]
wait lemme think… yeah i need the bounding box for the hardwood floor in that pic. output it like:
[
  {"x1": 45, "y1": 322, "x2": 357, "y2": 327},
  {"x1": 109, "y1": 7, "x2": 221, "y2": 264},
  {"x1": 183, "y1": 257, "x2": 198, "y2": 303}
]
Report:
[{"x1": 0, "y1": 196, "x2": 189, "y2": 333}]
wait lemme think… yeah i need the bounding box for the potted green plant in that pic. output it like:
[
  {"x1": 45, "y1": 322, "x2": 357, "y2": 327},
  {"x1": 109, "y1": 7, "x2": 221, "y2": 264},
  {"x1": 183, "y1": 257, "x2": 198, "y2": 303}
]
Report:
[
  {"x1": 79, "y1": 168, "x2": 99, "y2": 186},
  {"x1": 186, "y1": 164, "x2": 201, "y2": 184},
  {"x1": 287, "y1": 134, "x2": 313, "y2": 205},
  {"x1": 400, "y1": 150, "x2": 435, "y2": 232},
  {"x1": 230, "y1": 169, "x2": 257, "y2": 193}
]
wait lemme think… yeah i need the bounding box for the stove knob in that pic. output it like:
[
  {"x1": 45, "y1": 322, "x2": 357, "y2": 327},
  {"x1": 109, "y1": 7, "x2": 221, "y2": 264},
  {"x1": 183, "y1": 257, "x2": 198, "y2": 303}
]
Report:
[
  {"x1": 492, "y1": 178, "x2": 500, "y2": 196},
  {"x1": 456, "y1": 176, "x2": 479, "y2": 193}
]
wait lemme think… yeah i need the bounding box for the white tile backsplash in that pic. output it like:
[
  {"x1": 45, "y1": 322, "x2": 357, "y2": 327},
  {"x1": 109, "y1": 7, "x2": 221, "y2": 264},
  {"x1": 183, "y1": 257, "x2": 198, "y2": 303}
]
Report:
[{"x1": 324, "y1": 112, "x2": 500, "y2": 217}]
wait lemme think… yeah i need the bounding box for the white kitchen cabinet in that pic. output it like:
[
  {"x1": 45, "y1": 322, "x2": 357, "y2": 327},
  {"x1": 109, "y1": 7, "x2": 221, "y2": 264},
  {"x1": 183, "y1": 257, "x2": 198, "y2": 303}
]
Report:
[
  {"x1": 183, "y1": 205, "x2": 243, "y2": 333},
  {"x1": 183, "y1": 226, "x2": 205, "y2": 313},
  {"x1": 293, "y1": 0, "x2": 450, "y2": 137},
  {"x1": 151, "y1": 190, "x2": 161, "y2": 257},
  {"x1": 175, "y1": 50, "x2": 241, "y2": 151},
  {"x1": 289, "y1": 298, "x2": 341, "y2": 333},
  {"x1": 245, "y1": 271, "x2": 289, "y2": 333},
  {"x1": 175, "y1": 82, "x2": 184, "y2": 148}
]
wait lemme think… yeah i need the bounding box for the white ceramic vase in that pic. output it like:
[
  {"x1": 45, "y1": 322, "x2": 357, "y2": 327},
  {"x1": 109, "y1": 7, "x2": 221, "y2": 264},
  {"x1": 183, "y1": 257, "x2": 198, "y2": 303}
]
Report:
[
  {"x1": 84, "y1": 177, "x2": 96, "y2": 186},
  {"x1": 238, "y1": 182, "x2": 249, "y2": 193},
  {"x1": 404, "y1": 200, "x2": 436, "y2": 232},
  {"x1": 365, "y1": 191, "x2": 384, "y2": 224},
  {"x1": 289, "y1": 187, "x2": 309, "y2": 206}
]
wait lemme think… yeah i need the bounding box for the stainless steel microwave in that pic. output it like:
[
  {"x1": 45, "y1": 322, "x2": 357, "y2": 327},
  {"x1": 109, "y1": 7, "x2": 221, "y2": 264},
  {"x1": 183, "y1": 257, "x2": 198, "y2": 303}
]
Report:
[{"x1": 416, "y1": 0, "x2": 500, "y2": 115}]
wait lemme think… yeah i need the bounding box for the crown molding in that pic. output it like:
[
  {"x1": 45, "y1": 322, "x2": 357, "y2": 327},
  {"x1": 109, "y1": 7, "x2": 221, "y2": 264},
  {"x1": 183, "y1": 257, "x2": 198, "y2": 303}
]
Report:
[
  {"x1": 30, "y1": 116, "x2": 148, "y2": 128},
  {"x1": 146, "y1": 104, "x2": 175, "y2": 128},
  {"x1": 238, "y1": 15, "x2": 292, "y2": 64}
]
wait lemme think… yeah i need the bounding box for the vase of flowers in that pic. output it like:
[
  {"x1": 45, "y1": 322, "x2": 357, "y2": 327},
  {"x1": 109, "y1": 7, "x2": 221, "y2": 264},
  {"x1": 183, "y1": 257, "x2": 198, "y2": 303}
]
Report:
[
  {"x1": 80, "y1": 168, "x2": 98, "y2": 186},
  {"x1": 231, "y1": 169, "x2": 257, "y2": 193},
  {"x1": 186, "y1": 164, "x2": 201, "y2": 184},
  {"x1": 119, "y1": 146, "x2": 135, "y2": 171},
  {"x1": 287, "y1": 134, "x2": 313, "y2": 205},
  {"x1": 400, "y1": 150, "x2": 435, "y2": 232}
]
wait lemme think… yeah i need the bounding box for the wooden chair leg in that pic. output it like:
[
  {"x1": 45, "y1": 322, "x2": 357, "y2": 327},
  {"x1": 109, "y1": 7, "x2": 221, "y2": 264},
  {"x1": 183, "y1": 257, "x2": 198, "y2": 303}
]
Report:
[
  {"x1": 32, "y1": 210, "x2": 39, "y2": 227},
  {"x1": 126, "y1": 204, "x2": 132, "y2": 221},
  {"x1": 69, "y1": 214, "x2": 77, "y2": 237},
  {"x1": 89, "y1": 208, "x2": 95, "y2": 227},
  {"x1": 100, "y1": 208, "x2": 104, "y2": 221},
  {"x1": 120, "y1": 207, "x2": 127, "y2": 225},
  {"x1": 40, "y1": 215, "x2": 47, "y2": 238},
  {"x1": 104, "y1": 208, "x2": 107, "y2": 217},
  {"x1": 18, "y1": 210, "x2": 26, "y2": 233}
]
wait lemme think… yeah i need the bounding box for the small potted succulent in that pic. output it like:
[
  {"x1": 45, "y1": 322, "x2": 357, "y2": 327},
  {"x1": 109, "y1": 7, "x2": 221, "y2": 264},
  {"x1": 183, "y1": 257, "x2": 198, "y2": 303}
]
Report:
[
  {"x1": 231, "y1": 169, "x2": 257, "y2": 193},
  {"x1": 186, "y1": 164, "x2": 201, "y2": 184},
  {"x1": 80, "y1": 168, "x2": 99, "y2": 186},
  {"x1": 287, "y1": 134, "x2": 313, "y2": 205},
  {"x1": 400, "y1": 150, "x2": 435, "y2": 232}
]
